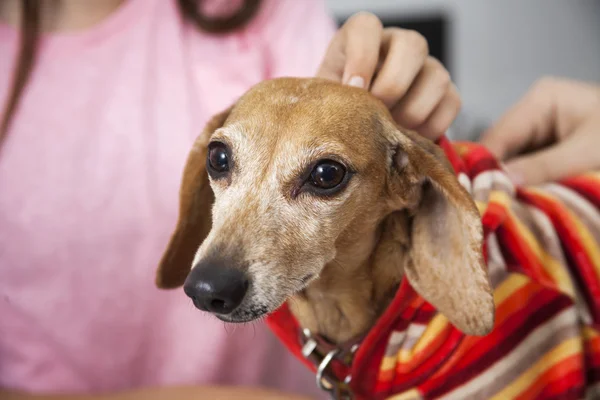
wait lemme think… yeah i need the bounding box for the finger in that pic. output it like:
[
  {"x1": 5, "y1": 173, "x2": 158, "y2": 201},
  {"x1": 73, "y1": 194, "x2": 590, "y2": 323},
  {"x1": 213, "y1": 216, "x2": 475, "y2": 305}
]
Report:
[
  {"x1": 370, "y1": 28, "x2": 429, "y2": 108},
  {"x1": 412, "y1": 84, "x2": 462, "y2": 141},
  {"x1": 390, "y1": 57, "x2": 451, "y2": 129},
  {"x1": 341, "y1": 12, "x2": 383, "y2": 88},
  {"x1": 316, "y1": 33, "x2": 346, "y2": 82},
  {"x1": 318, "y1": 12, "x2": 383, "y2": 89},
  {"x1": 504, "y1": 115, "x2": 600, "y2": 185}
]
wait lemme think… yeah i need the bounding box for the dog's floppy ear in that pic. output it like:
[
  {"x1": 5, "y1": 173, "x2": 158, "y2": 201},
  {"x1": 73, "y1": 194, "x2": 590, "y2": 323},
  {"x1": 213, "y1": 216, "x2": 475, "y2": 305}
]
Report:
[
  {"x1": 390, "y1": 128, "x2": 494, "y2": 336},
  {"x1": 155, "y1": 106, "x2": 232, "y2": 289}
]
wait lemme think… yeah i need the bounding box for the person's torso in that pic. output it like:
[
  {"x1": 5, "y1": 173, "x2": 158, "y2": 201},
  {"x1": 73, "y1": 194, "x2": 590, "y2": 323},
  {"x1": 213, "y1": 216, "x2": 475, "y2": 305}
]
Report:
[{"x1": 0, "y1": 0, "x2": 326, "y2": 396}]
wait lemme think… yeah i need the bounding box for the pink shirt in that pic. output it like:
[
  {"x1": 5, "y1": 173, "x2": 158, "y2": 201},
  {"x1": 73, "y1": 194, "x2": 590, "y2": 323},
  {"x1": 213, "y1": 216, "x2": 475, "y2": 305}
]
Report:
[{"x1": 0, "y1": 0, "x2": 335, "y2": 395}]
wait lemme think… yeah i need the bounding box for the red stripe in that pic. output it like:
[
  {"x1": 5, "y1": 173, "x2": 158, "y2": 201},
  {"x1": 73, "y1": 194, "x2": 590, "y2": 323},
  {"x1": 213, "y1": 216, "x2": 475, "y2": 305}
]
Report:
[
  {"x1": 437, "y1": 136, "x2": 466, "y2": 174},
  {"x1": 439, "y1": 282, "x2": 546, "y2": 370},
  {"x1": 482, "y1": 202, "x2": 508, "y2": 237},
  {"x1": 394, "y1": 327, "x2": 454, "y2": 376},
  {"x1": 411, "y1": 309, "x2": 438, "y2": 324},
  {"x1": 374, "y1": 310, "x2": 458, "y2": 394},
  {"x1": 388, "y1": 328, "x2": 464, "y2": 394},
  {"x1": 265, "y1": 304, "x2": 316, "y2": 371},
  {"x1": 461, "y1": 145, "x2": 502, "y2": 178},
  {"x1": 351, "y1": 279, "x2": 418, "y2": 398},
  {"x1": 537, "y1": 386, "x2": 585, "y2": 400},
  {"x1": 522, "y1": 355, "x2": 583, "y2": 400},
  {"x1": 586, "y1": 351, "x2": 600, "y2": 371},
  {"x1": 533, "y1": 368, "x2": 585, "y2": 400},
  {"x1": 542, "y1": 392, "x2": 585, "y2": 400},
  {"x1": 518, "y1": 189, "x2": 600, "y2": 322},
  {"x1": 585, "y1": 335, "x2": 600, "y2": 369},
  {"x1": 414, "y1": 280, "x2": 539, "y2": 391},
  {"x1": 423, "y1": 293, "x2": 572, "y2": 398},
  {"x1": 495, "y1": 218, "x2": 556, "y2": 288},
  {"x1": 562, "y1": 176, "x2": 600, "y2": 210}
]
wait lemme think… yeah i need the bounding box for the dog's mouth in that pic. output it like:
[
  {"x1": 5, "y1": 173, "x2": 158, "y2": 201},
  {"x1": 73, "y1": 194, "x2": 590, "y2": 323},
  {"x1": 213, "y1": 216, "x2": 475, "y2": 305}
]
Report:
[
  {"x1": 214, "y1": 303, "x2": 270, "y2": 323},
  {"x1": 212, "y1": 273, "x2": 318, "y2": 323}
]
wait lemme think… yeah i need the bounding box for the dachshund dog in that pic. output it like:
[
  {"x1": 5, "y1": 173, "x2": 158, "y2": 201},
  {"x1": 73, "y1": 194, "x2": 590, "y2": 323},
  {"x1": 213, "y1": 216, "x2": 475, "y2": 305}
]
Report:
[{"x1": 156, "y1": 78, "x2": 600, "y2": 400}]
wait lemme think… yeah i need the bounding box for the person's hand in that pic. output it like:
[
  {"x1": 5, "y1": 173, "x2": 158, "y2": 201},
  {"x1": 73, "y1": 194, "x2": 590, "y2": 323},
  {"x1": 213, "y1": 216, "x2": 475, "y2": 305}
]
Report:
[
  {"x1": 317, "y1": 12, "x2": 460, "y2": 141},
  {"x1": 480, "y1": 77, "x2": 600, "y2": 185}
]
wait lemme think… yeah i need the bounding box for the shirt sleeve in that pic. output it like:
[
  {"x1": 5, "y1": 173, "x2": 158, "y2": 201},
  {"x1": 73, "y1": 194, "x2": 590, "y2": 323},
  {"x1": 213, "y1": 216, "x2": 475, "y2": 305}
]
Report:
[{"x1": 248, "y1": 0, "x2": 338, "y2": 79}]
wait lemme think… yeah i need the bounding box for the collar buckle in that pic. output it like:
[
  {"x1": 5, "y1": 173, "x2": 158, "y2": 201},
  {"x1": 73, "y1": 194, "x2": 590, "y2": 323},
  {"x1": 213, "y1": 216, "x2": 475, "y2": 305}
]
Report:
[{"x1": 300, "y1": 329, "x2": 360, "y2": 400}]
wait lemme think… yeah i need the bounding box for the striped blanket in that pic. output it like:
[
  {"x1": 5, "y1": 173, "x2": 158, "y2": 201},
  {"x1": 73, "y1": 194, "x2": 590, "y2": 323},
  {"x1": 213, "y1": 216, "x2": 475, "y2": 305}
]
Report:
[{"x1": 266, "y1": 137, "x2": 600, "y2": 400}]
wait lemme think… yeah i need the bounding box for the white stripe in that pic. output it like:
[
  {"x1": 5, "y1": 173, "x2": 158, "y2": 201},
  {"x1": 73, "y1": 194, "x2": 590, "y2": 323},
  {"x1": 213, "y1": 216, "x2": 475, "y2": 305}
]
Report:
[
  {"x1": 524, "y1": 203, "x2": 592, "y2": 325},
  {"x1": 543, "y1": 183, "x2": 600, "y2": 233},
  {"x1": 485, "y1": 233, "x2": 508, "y2": 286},
  {"x1": 387, "y1": 331, "x2": 407, "y2": 347},
  {"x1": 458, "y1": 173, "x2": 472, "y2": 195},
  {"x1": 402, "y1": 323, "x2": 428, "y2": 350},
  {"x1": 585, "y1": 382, "x2": 600, "y2": 399},
  {"x1": 472, "y1": 170, "x2": 515, "y2": 202},
  {"x1": 531, "y1": 185, "x2": 597, "y2": 325},
  {"x1": 486, "y1": 233, "x2": 505, "y2": 269},
  {"x1": 471, "y1": 170, "x2": 494, "y2": 202}
]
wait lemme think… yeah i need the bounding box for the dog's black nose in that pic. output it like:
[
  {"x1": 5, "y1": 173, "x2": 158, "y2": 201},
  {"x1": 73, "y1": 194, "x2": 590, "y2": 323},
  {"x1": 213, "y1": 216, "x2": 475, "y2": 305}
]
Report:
[{"x1": 183, "y1": 262, "x2": 249, "y2": 315}]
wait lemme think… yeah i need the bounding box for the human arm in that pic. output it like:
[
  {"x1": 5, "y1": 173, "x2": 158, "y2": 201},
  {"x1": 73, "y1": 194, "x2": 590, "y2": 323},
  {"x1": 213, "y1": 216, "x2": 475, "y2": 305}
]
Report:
[{"x1": 480, "y1": 77, "x2": 600, "y2": 185}]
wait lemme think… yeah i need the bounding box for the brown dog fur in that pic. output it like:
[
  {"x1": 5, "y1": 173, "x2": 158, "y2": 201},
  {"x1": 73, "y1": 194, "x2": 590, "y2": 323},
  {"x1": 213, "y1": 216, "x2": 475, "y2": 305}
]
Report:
[{"x1": 156, "y1": 78, "x2": 495, "y2": 343}]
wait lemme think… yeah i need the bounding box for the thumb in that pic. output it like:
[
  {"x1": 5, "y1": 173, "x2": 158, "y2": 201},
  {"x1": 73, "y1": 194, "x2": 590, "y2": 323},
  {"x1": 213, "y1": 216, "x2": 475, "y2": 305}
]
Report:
[{"x1": 503, "y1": 125, "x2": 594, "y2": 186}]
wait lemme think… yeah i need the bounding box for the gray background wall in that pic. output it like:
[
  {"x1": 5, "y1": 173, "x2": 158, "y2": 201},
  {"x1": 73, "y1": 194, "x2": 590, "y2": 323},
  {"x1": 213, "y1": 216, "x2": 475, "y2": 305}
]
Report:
[{"x1": 324, "y1": 0, "x2": 600, "y2": 140}]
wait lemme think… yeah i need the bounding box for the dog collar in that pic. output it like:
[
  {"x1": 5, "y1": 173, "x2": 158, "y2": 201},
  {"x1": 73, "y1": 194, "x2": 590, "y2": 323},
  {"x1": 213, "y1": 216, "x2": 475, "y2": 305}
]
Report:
[{"x1": 267, "y1": 279, "x2": 427, "y2": 400}]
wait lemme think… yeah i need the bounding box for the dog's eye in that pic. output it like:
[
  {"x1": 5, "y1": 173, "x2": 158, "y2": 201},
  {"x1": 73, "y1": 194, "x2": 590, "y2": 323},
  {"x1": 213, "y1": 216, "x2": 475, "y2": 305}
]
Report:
[
  {"x1": 208, "y1": 143, "x2": 230, "y2": 174},
  {"x1": 310, "y1": 160, "x2": 346, "y2": 189}
]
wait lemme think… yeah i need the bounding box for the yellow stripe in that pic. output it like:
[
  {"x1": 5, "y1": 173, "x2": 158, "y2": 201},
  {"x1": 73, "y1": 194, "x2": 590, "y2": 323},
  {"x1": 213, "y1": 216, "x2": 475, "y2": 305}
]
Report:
[
  {"x1": 475, "y1": 188, "x2": 513, "y2": 216},
  {"x1": 380, "y1": 355, "x2": 397, "y2": 372},
  {"x1": 379, "y1": 274, "x2": 529, "y2": 372},
  {"x1": 494, "y1": 273, "x2": 530, "y2": 305},
  {"x1": 507, "y1": 209, "x2": 576, "y2": 298},
  {"x1": 387, "y1": 388, "x2": 422, "y2": 400},
  {"x1": 395, "y1": 315, "x2": 449, "y2": 362},
  {"x1": 475, "y1": 200, "x2": 487, "y2": 216},
  {"x1": 489, "y1": 337, "x2": 582, "y2": 400},
  {"x1": 411, "y1": 315, "x2": 450, "y2": 355},
  {"x1": 490, "y1": 190, "x2": 512, "y2": 207},
  {"x1": 529, "y1": 189, "x2": 600, "y2": 282}
]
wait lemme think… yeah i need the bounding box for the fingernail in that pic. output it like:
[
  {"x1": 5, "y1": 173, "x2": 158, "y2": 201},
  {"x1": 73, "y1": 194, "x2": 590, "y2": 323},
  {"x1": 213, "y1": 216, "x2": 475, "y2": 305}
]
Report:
[{"x1": 346, "y1": 75, "x2": 365, "y2": 89}]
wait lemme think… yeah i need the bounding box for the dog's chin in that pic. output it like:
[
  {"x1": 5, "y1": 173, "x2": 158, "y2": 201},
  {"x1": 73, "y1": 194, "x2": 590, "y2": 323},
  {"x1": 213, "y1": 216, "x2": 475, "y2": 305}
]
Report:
[{"x1": 214, "y1": 304, "x2": 271, "y2": 323}]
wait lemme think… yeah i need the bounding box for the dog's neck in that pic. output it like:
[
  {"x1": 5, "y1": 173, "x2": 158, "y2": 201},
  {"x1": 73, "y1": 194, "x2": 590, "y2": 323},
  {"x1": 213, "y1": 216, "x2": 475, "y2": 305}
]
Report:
[{"x1": 289, "y1": 212, "x2": 411, "y2": 344}]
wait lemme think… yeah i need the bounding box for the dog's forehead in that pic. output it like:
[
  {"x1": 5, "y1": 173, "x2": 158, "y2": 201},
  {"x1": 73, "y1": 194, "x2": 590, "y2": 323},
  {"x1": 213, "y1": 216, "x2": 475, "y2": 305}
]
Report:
[{"x1": 223, "y1": 78, "x2": 388, "y2": 156}]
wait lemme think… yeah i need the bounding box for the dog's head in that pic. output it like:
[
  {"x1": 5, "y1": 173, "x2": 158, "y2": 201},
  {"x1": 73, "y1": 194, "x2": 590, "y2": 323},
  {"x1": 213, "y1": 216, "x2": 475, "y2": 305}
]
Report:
[{"x1": 156, "y1": 78, "x2": 494, "y2": 336}]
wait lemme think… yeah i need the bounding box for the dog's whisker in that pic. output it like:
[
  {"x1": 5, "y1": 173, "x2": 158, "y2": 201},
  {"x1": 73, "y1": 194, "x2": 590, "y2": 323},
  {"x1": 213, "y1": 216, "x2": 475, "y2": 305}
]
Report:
[{"x1": 223, "y1": 322, "x2": 232, "y2": 336}]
